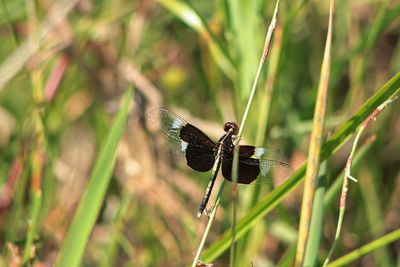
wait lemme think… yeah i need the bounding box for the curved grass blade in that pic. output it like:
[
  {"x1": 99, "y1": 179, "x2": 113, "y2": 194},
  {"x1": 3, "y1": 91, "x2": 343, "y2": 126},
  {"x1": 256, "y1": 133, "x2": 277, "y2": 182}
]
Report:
[
  {"x1": 326, "y1": 229, "x2": 400, "y2": 267},
  {"x1": 55, "y1": 88, "x2": 132, "y2": 267},
  {"x1": 156, "y1": 0, "x2": 235, "y2": 79},
  {"x1": 201, "y1": 72, "x2": 400, "y2": 262}
]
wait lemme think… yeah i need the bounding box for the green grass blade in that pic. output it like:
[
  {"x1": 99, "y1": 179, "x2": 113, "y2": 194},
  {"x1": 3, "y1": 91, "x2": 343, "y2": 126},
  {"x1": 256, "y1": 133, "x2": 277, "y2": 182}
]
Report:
[
  {"x1": 224, "y1": 0, "x2": 260, "y2": 100},
  {"x1": 202, "y1": 72, "x2": 400, "y2": 262},
  {"x1": 23, "y1": 191, "x2": 42, "y2": 262},
  {"x1": 55, "y1": 88, "x2": 132, "y2": 267},
  {"x1": 156, "y1": 0, "x2": 235, "y2": 79},
  {"x1": 303, "y1": 161, "x2": 327, "y2": 267},
  {"x1": 326, "y1": 229, "x2": 400, "y2": 267}
]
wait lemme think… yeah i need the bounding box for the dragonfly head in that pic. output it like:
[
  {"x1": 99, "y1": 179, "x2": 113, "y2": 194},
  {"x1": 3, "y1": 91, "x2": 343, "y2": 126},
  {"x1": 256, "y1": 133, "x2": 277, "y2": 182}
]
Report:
[{"x1": 223, "y1": 121, "x2": 239, "y2": 135}]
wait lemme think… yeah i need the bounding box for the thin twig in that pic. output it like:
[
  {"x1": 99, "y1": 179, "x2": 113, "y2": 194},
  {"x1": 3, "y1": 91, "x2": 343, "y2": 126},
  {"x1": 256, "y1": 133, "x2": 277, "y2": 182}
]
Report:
[
  {"x1": 230, "y1": 1, "x2": 280, "y2": 267},
  {"x1": 191, "y1": 1, "x2": 281, "y2": 265},
  {"x1": 323, "y1": 96, "x2": 398, "y2": 266},
  {"x1": 192, "y1": 181, "x2": 226, "y2": 267},
  {"x1": 236, "y1": 0, "x2": 280, "y2": 139}
]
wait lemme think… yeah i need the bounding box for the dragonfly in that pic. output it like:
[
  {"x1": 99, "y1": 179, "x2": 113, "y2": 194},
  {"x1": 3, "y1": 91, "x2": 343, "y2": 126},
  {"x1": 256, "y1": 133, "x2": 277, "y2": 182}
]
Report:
[{"x1": 148, "y1": 108, "x2": 291, "y2": 218}]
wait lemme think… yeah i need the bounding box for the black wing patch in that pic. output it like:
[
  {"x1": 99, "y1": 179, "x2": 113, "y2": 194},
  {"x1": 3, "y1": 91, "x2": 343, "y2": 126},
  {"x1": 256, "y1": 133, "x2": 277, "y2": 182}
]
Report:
[
  {"x1": 149, "y1": 108, "x2": 216, "y2": 172},
  {"x1": 180, "y1": 124, "x2": 215, "y2": 172},
  {"x1": 221, "y1": 145, "x2": 291, "y2": 185}
]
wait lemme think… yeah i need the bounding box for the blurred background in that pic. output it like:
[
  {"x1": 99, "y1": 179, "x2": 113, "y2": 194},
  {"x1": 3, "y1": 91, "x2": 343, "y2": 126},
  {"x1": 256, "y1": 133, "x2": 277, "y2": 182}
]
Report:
[{"x1": 0, "y1": 0, "x2": 399, "y2": 266}]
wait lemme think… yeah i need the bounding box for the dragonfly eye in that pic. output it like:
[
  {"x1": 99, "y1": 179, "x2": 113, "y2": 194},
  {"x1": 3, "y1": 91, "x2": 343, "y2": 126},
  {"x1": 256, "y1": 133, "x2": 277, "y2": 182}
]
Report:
[{"x1": 223, "y1": 122, "x2": 239, "y2": 135}]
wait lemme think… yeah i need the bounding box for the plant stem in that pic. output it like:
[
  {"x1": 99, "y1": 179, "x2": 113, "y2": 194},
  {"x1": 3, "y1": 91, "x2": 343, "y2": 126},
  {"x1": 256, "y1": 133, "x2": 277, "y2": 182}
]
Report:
[{"x1": 192, "y1": 180, "x2": 226, "y2": 267}]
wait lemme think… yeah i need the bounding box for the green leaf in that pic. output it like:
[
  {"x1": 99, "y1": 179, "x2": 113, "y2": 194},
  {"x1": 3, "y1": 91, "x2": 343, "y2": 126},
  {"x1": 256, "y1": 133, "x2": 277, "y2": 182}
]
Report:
[
  {"x1": 327, "y1": 229, "x2": 400, "y2": 267},
  {"x1": 56, "y1": 88, "x2": 132, "y2": 267}
]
